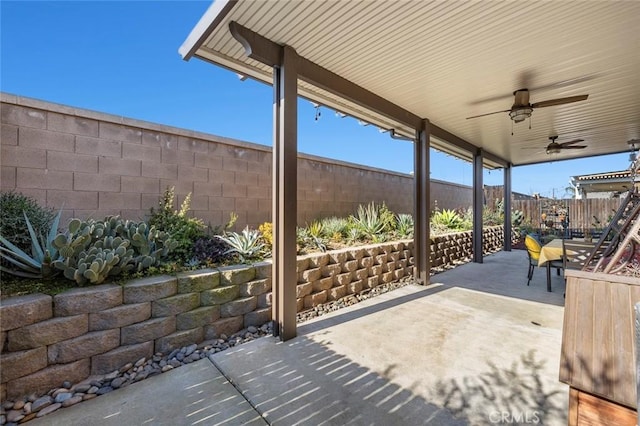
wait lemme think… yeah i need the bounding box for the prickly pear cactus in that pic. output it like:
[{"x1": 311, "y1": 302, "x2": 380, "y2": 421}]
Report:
[
  {"x1": 52, "y1": 215, "x2": 176, "y2": 285},
  {"x1": 512, "y1": 209, "x2": 524, "y2": 227}
]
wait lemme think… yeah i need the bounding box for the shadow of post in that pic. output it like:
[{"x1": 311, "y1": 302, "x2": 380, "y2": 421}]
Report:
[{"x1": 211, "y1": 335, "x2": 470, "y2": 425}]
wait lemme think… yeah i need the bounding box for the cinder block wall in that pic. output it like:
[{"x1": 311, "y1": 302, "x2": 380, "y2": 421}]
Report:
[
  {"x1": 1, "y1": 93, "x2": 471, "y2": 229},
  {"x1": 0, "y1": 227, "x2": 506, "y2": 402}
]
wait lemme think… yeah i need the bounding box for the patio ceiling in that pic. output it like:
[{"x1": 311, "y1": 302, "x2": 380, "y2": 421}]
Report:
[{"x1": 180, "y1": 0, "x2": 640, "y2": 170}]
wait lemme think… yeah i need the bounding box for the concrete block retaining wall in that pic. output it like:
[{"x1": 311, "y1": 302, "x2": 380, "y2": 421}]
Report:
[{"x1": 0, "y1": 227, "x2": 505, "y2": 401}]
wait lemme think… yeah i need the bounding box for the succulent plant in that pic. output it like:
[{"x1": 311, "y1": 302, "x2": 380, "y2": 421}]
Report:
[
  {"x1": 217, "y1": 227, "x2": 265, "y2": 263},
  {"x1": 351, "y1": 202, "x2": 387, "y2": 240},
  {"x1": 396, "y1": 213, "x2": 414, "y2": 239},
  {"x1": 51, "y1": 215, "x2": 177, "y2": 285},
  {"x1": 512, "y1": 209, "x2": 524, "y2": 227},
  {"x1": 0, "y1": 208, "x2": 63, "y2": 279}
]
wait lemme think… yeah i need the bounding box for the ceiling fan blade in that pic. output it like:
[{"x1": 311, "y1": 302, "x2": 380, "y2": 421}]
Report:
[
  {"x1": 560, "y1": 145, "x2": 587, "y2": 149},
  {"x1": 531, "y1": 95, "x2": 589, "y2": 108},
  {"x1": 466, "y1": 109, "x2": 510, "y2": 119},
  {"x1": 558, "y1": 139, "x2": 585, "y2": 147}
]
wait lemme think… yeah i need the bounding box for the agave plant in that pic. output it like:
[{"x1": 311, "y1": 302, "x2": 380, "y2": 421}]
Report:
[
  {"x1": 0, "y1": 208, "x2": 62, "y2": 279},
  {"x1": 319, "y1": 216, "x2": 351, "y2": 241},
  {"x1": 396, "y1": 213, "x2": 414, "y2": 238},
  {"x1": 350, "y1": 202, "x2": 386, "y2": 240},
  {"x1": 216, "y1": 227, "x2": 265, "y2": 263},
  {"x1": 431, "y1": 209, "x2": 464, "y2": 230},
  {"x1": 307, "y1": 221, "x2": 324, "y2": 239}
]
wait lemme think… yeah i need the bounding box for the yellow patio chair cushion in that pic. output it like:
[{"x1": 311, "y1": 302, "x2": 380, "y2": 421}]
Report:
[{"x1": 525, "y1": 235, "x2": 541, "y2": 261}]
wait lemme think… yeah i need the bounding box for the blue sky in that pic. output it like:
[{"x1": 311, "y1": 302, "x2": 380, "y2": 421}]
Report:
[{"x1": 1, "y1": 1, "x2": 631, "y2": 198}]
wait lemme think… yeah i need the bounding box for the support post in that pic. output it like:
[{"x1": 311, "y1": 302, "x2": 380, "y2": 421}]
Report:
[
  {"x1": 473, "y1": 149, "x2": 484, "y2": 263},
  {"x1": 414, "y1": 120, "x2": 430, "y2": 284},
  {"x1": 504, "y1": 163, "x2": 512, "y2": 251},
  {"x1": 271, "y1": 46, "x2": 298, "y2": 341}
]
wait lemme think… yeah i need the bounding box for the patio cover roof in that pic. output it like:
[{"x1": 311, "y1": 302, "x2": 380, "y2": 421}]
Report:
[{"x1": 180, "y1": 0, "x2": 640, "y2": 170}]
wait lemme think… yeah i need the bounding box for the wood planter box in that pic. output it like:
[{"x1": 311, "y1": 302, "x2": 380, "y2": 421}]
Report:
[{"x1": 560, "y1": 270, "x2": 639, "y2": 425}]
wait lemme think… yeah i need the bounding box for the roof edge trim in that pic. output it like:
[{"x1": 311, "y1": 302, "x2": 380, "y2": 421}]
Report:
[{"x1": 179, "y1": 0, "x2": 238, "y2": 60}]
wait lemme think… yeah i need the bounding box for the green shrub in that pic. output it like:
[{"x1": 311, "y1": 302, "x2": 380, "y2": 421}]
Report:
[
  {"x1": 148, "y1": 187, "x2": 205, "y2": 264},
  {"x1": 378, "y1": 202, "x2": 397, "y2": 233},
  {"x1": 0, "y1": 191, "x2": 56, "y2": 253},
  {"x1": 191, "y1": 236, "x2": 232, "y2": 266}
]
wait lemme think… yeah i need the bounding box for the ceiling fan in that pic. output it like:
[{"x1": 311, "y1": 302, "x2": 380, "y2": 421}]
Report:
[
  {"x1": 466, "y1": 88, "x2": 589, "y2": 123},
  {"x1": 528, "y1": 135, "x2": 587, "y2": 155}
]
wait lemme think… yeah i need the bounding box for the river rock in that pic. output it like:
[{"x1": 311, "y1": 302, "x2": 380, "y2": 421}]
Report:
[
  {"x1": 73, "y1": 384, "x2": 91, "y2": 393},
  {"x1": 62, "y1": 396, "x2": 83, "y2": 408},
  {"x1": 19, "y1": 413, "x2": 37, "y2": 423},
  {"x1": 111, "y1": 377, "x2": 126, "y2": 389},
  {"x1": 36, "y1": 403, "x2": 61, "y2": 418},
  {"x1": 6, "y1": 410, "x2": 24, "y2": 423},
  {"x1": 53, "y1": 393, "x2": 73, "y2": 404},
  {"x1": 96, "y1": 386, "x2": 113, "y2": 395},
  {"x1": 31, "y1": 396, "x2": 52, "y2": 413}
]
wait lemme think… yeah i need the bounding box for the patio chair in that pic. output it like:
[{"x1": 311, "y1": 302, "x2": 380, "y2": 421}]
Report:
[
  {"x1": 562, "y1": 239, "x2": 596, "y2": 272},
  {"x1": 525, "y1": 234, "x2": 563, "y2": 286}
]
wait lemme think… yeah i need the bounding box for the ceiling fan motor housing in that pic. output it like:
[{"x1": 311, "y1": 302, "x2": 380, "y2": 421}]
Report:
[{"x1": 513, "y1": 89, "x2": 530, "y2": 106}]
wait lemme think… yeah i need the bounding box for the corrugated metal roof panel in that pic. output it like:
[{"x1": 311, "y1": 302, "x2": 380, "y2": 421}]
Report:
[{"x1": 181, "y1": 0, "x2": 640, "y2": 168}]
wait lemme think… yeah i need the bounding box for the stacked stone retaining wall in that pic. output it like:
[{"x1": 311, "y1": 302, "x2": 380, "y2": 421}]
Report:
[{"x1": 0, "y1": 226, "x2": 506, "y2": 401}]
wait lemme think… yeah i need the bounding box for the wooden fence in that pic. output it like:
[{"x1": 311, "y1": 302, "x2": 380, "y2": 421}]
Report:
[{"x1": 512, "y1": 199, "x2": 623, "y2": 230}]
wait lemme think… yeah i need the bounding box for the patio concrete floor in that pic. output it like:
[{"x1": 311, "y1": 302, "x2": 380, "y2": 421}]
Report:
[{"x1": 32, "y1": 250, "x2": 568, "y2": 425}]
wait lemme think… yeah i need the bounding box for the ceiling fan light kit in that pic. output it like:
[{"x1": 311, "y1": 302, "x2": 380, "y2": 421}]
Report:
[
  {"x1": 509, "y1": 106, "x2": 533, "y2": 123},
  {"x1": 466, "y1": 88, "x2": 589, "y2": 126},
  {"x1": 545, "y1": 135, "x2": 587, "y2": 155}
]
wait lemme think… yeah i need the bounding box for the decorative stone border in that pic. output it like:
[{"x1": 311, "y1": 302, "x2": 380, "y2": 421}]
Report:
[{"x1": 0, "y1": 226, "x2": 507, "y2": 401}]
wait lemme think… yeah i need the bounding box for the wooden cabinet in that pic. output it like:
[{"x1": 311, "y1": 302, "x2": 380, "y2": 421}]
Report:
[{"x1": 560, "y1": 270, "x2": 639, "y2": 424}]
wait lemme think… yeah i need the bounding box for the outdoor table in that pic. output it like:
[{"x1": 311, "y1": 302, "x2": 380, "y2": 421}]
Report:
[
  {"x1": 538, "y1": 238, "x2": 565, "y2": 266},
  {"x1": 538, "y1": 239, "x2": 565, "y2": 292}
]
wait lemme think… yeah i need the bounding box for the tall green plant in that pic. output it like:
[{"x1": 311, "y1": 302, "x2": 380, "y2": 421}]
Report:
[{"x1": 148, "y1": 187, "x2": 205, "y2": 263}]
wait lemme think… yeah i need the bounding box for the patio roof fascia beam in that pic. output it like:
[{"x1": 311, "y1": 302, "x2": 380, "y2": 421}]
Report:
[
  {"x1": 180, "y1": 0, "x2": 239, "y2": 61},
  {"x1": 431, "y1": 125, "x2": 508, "y2": 168},
  {"x1": 228, "y1": 21, "x2": 422, "y2": 130}
]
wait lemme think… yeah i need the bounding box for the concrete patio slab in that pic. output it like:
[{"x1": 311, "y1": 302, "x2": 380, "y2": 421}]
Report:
[
  {"x1": 212, "y1": 261, "x2": 567, "y2": 425},
  {"x1": 28, "y1": 356, "x2": 266, "y2": 426}
]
